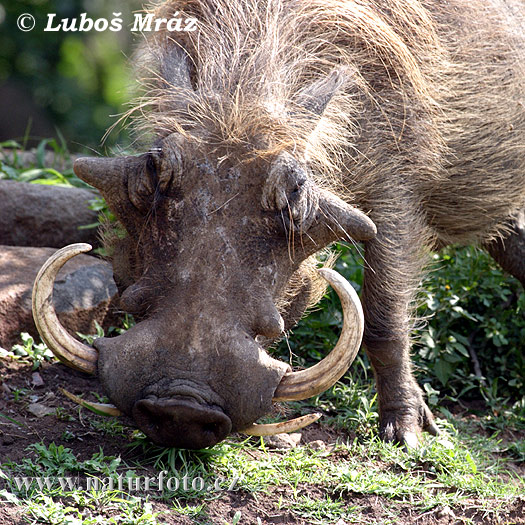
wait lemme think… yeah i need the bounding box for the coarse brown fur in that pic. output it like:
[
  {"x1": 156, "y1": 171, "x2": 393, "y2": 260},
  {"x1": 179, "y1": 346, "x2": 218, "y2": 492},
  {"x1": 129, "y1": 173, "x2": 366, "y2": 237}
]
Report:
[{"x1": 78, "y1": 0, "x2": 524, "y2": 446}]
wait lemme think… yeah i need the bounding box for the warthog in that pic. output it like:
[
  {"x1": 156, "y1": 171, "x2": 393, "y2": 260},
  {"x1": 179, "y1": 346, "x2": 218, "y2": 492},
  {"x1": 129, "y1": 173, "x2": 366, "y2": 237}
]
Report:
[{"x1": 33, "y1": 0, "x2": 524, "y2": 449}]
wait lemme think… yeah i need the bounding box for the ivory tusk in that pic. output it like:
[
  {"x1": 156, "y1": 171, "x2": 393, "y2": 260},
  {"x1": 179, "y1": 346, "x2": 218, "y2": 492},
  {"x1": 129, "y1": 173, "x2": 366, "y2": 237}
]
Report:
[
  {"x1": 60, "y1": 388, "x2": 122, "y2": 417},
  {"x1": 241, "y1": 412, "x2": 322, "y2": 436},
  {"x1": 273, "y1": 268, "x2": 364, "y2": 401},
  {"x1": 32, "y1": 243, "x2": 99, "y2": 374}
]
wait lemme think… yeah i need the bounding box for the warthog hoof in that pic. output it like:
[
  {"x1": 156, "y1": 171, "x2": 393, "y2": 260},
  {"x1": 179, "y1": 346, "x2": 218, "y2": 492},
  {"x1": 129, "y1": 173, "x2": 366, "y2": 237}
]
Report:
[{"x1": 379, "y1": 396, "x2": 440, "y2": 449}]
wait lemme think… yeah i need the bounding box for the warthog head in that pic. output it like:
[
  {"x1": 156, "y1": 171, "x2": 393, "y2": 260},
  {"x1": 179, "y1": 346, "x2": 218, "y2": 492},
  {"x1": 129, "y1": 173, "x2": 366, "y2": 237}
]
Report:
[{"x1": 32, "y1": 38, "x2": 376, "y2": 449}]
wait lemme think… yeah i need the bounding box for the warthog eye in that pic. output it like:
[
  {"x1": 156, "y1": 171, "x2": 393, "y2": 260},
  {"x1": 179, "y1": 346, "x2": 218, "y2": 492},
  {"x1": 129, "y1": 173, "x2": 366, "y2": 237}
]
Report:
[
  {"x1": 289, "y1": 178, "x2": 307, "y2": 199},
  {"x1": 128, "y1": 140, "x2": 183, "y2": 211},
  {"x1": 146, "y1": 151, "x2": 160, "y2": 182},
  {"x1": 282, "y1": 179, "x2": 318, "y2": 232},
  {"x1": 127, "y1": 153, "x2": 159, "y2": 211}
]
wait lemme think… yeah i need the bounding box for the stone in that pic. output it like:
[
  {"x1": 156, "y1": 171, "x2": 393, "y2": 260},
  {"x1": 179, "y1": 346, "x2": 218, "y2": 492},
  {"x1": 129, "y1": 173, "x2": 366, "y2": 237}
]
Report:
[
  {"x1": 0, "y1": 180, "x2": 100, "y2": 248},
  {"x1": 0, "y1": 245, "x2": 118, "y2": 347},
  {"x1": 31, "y1": 372, "x2": 44, "y2": 387},
  {"x1": 27, "y1": 402, "x2": 55, "y2": 418},
  {"x1": 436, "y1": 505, "x2": 456, "y2": 520},
  {"x1": 307, "y1": 439, "x2": 327, "y2": 451},
  {"x1": 263, "y1": 432, "x2": 302, "y2": 449}
]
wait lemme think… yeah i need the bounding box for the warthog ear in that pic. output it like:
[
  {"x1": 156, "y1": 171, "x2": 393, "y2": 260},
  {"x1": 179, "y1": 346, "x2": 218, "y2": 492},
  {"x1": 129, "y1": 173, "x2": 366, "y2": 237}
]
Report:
[
  {"x1": 74, "y1": 155, "x2": 154, "y2": 238},
  {"x1": 74, "y1": 155, "x2": 134, "y2": 194},
  {"x1": 295, "y1": 68, "x2": 349, "y2": 119},
  {"x1": 159, "y1": 44, "x2": 194, "y2": 92},
  {"x1": 315, "y1": 188, "x2": 376, "y2": 243}
]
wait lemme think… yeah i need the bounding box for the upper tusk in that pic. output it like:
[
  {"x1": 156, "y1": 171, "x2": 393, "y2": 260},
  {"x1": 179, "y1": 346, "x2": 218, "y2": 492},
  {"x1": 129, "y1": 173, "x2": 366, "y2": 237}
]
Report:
[
  {"x1": 273, "y1": 268, "x2": 364, "y2": 402},
  {"x1": 241, "y1": 412, "x2": 322, "y2": 436},
  {"x1": 32, "y1": 243, "x2": 99, "y2": 374}
]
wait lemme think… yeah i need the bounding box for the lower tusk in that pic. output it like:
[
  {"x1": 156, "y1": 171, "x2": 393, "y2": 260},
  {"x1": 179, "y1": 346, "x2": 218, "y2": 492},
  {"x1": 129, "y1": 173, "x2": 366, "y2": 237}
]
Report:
[
  {"x1": 273, "y1": 268, "x2": 364, "y2": 402},
  {"x1": 32, "y1": 243, "x2": 99, "y2": 374},
  {"x1": 60, "y1": 388, "x2": 122, "y2": 417},
  {"x1": 241, "y1": 412, "x2": 322, "y2": 436}
]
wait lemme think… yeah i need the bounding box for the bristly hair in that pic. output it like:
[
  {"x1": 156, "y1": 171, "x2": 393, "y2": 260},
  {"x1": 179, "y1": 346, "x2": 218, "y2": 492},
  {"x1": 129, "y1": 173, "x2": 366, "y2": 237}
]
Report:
[{"x1": 126, "y1": 0, "x2": 445, "y2": 179}]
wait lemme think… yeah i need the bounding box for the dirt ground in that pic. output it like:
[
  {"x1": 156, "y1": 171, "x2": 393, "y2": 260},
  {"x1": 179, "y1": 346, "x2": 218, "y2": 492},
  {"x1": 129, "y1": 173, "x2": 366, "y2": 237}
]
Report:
[{"x1": 0, "y1": 358, "x2": 523, "y2": 525}]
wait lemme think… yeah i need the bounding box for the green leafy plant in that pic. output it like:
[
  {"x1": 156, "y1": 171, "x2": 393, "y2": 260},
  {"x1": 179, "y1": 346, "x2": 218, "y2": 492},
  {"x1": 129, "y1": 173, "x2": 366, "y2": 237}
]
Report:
[
  {"x1": 0, "y1": 138, "x2": 89, "y2": 187},
  {"x1": 10, "y1": 332, "x2": 55, "y2": 371},
  {"x1": 276, "y1": 243, "x2": 524, "y2": 428},
  {"x1": 415, "y1": 247, "x2": 524, "y2": 421}
]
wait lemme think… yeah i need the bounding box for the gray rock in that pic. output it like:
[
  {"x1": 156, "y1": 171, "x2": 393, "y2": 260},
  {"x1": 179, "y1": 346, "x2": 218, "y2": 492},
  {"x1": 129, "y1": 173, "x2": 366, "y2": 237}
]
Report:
[
  {"x1": 31, "y1": 372, "x2": 44, "y2": 387},
  {"x1": 0, "y1": 245, "x2": 118, "y2": 347},
  {"x1": 0, "y1": 180, "x2": 100, "y2": 248},
  {"x1": 27, "y1": 403, "x2": 55, "y2": 418}
]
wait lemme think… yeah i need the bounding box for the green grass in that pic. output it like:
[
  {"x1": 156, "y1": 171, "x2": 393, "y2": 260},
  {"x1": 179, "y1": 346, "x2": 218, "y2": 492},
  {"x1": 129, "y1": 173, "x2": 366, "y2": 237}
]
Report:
[
  {"x1": 0, "y1": 416, "x2": 522, "y2": 523},
  {"x1": 3, "y1": 322, "x2": 521, "y2": 523}
]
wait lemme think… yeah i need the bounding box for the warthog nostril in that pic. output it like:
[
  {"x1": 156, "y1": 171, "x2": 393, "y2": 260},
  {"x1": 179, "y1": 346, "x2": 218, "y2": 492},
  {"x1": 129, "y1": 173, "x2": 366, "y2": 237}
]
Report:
[{"x1": 132, "y1": 397, "x2": 232, "y2": 449}]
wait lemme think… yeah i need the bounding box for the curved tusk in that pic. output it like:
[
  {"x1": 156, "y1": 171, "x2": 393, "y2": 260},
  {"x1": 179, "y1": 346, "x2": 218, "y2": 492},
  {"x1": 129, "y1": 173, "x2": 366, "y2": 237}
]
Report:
[
  {"x1": 241, "y1": 413, "x2": 322, "y2": 436},
  {"x1": 273, "y1": 268, "x2": 364, "y2": 402},
  {"x1": 32, "y1": 243, "x2": 99, "y2": 374},
  {"x1": 60, "y1": 388, "x2": 122, "y2": 417}
]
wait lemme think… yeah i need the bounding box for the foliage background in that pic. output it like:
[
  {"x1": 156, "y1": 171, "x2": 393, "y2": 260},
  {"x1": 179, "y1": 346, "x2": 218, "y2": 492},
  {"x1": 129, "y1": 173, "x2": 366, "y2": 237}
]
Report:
[{"x1": 0, "y1": 0, "x2": 142, "y2": 150}]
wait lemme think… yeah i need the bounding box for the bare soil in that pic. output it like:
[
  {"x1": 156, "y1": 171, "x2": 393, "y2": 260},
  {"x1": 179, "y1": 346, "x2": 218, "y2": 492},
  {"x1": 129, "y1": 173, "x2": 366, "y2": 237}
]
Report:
[{"x1": 0, "y1": 358, "x2": 523, "y2": 525}]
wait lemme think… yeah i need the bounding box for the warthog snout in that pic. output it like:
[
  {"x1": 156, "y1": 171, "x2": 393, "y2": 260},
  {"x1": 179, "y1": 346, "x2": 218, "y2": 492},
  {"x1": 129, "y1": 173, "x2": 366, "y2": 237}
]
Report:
[{"x1": 132, "y1": 397, "x2": 232, "y2": 449}]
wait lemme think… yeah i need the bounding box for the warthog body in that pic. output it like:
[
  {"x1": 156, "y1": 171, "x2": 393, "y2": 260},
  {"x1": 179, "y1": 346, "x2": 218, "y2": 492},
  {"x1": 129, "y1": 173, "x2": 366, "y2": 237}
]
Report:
[{"x1": 35, "y1": 0, "x2": 525, "y2": 447}]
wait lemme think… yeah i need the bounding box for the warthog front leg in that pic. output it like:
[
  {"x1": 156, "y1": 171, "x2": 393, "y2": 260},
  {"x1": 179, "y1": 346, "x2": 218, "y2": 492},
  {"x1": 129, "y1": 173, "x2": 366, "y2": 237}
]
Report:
[
  {"x1": 363, "y1": 336, "x2": 438, "y2": 446},
  {"x1": 362, "y1": 211, "x2": 439, "y2": 446}
]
